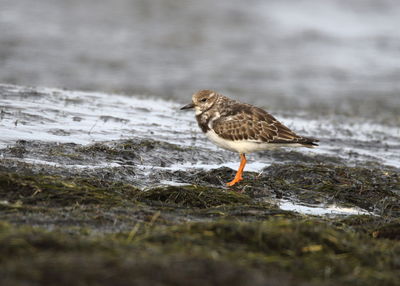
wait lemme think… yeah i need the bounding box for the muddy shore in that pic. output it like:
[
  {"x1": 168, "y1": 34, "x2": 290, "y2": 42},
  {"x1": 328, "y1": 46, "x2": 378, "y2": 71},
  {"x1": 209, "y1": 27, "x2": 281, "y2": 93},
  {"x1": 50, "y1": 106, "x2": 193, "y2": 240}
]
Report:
[{"x1": 0, "y1": 85, "x2": 399, "y2": 285}]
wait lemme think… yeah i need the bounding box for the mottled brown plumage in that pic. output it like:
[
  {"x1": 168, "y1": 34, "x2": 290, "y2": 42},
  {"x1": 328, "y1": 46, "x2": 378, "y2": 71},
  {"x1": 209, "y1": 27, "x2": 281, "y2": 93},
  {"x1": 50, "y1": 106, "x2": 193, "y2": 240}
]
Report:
[
  {"x1": 212, "y1": 103, "x2": 317, "y2": 145},
  {"x1": 180, "y1": 90, "x2": 319, "y2": 186}
]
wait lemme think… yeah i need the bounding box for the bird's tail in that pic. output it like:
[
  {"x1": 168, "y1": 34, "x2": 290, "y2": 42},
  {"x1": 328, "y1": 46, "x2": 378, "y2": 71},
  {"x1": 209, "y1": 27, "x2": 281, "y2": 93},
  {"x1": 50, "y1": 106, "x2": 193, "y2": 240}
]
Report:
[{"x1": 299, "y1": 136, "x2": 319, "y2": 148}]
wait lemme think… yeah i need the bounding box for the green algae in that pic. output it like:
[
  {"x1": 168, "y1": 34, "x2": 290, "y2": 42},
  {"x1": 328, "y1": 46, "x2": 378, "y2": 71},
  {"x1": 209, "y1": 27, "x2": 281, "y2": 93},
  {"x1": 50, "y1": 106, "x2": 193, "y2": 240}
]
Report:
[
  {"x1": 1, "y1": 218, "x2": 399, "y2": 286},
  {"x1": 372, "y1": 221, "x2": 400, "y2": 240},
  {"x1": 189, "y1": 203, "x2": 296, "y2": 221},
  {"x1": 336, "y1": 215, "x2": 400, "y2": 240},
  {"x1": 0, "y1": 172, "x2": 139, "y2": 206},
  {"x1": 136, "y1": 185, "x2": 251, "y2": 208},
  {"x1": 0, "y1": 222, "x2": 271, "y2": 286},
  {"x1": 129, "y1": 219, "x2": 400, "y2": 285}
]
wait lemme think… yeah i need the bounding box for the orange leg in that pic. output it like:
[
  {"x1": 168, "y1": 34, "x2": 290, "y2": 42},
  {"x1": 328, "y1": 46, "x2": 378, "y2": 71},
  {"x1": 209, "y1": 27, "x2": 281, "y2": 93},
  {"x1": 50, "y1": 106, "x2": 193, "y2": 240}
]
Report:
[{"x1": 227, "y1": 153, "x2": 247, "y2": 186}]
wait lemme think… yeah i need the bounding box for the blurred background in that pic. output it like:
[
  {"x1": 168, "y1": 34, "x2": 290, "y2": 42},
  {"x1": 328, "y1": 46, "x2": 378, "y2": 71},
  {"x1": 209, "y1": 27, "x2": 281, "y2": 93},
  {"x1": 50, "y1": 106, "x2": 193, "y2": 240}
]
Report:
[{"x1": 1, "y1": 0, "x2": 399, "y2": 118}]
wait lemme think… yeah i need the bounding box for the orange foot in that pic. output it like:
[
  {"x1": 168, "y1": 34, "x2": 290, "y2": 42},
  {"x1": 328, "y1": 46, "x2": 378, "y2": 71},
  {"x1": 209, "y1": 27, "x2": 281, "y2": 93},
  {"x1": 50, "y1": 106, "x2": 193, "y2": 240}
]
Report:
[
  {"x1": 226, "y1": 176, "x2": 243, "y2": 186},
  {"x1": 226, "y1": 153, "x2": 247, "y2": 187}
]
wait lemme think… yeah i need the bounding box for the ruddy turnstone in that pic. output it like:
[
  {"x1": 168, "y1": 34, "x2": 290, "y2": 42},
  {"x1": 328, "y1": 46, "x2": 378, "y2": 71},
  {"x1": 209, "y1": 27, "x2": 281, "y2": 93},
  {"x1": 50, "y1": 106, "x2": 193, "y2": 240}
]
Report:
[{"x1": 181, "y1": 90, "x2": 319, "y2": 186}]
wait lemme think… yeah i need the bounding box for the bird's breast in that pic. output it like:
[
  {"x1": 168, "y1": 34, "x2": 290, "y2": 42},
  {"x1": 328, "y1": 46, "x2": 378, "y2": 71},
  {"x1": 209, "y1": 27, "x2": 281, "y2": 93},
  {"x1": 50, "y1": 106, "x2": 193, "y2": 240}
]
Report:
[{"x1": 195, "y1": 111, "x2": 220, "y2": 133}]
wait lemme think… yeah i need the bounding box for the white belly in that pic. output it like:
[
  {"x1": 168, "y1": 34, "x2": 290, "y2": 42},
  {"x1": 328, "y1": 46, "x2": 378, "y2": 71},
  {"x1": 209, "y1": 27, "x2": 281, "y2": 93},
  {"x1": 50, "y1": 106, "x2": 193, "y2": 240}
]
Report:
[{"x1": 205, "y1": 130, "x2": 304, "y2": 154}]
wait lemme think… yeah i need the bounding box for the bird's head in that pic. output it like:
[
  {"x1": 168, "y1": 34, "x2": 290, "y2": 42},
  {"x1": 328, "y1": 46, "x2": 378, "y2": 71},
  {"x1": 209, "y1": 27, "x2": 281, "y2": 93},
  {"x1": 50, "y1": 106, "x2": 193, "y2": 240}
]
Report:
[{"x1": 180, "y1": 90, "x2": 219, "y2": 115}]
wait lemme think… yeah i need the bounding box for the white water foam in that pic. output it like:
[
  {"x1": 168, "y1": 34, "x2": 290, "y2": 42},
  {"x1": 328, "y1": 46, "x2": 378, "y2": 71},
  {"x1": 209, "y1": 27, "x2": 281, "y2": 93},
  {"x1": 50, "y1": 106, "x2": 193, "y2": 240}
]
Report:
[{"x1": 278, "y1": 199, "x2": 372, "y2": 216}]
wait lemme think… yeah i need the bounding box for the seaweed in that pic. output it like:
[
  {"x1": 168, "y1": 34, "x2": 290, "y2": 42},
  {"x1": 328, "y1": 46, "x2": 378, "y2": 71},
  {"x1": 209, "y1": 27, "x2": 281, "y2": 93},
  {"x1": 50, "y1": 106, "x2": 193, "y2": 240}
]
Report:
[
  {"x1": 1, "y1": 218, "x2": 399, "y2": 286},
  {"x1": 256, "y1": 164, "x2": 400, "y2": 217},
  {"x1": 136, "y1": 185, "x2": 251, "y2": 208},
  {"x1": 0, "y1": 172, "x2": 139, "y2": 206}
]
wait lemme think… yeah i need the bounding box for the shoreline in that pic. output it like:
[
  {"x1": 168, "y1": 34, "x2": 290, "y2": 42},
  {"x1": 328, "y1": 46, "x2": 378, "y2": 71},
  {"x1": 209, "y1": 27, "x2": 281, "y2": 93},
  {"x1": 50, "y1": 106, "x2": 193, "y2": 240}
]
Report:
[{"x1": 0, "y1": 84, "x2": 399, "y2": 285}]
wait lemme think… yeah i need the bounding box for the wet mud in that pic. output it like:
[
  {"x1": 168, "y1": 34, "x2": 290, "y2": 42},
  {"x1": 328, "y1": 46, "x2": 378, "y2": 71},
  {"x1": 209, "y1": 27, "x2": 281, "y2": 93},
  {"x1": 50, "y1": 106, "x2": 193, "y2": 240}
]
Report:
[{"x1": 1, "y1": 85, "x2": 399, "y2": 285}]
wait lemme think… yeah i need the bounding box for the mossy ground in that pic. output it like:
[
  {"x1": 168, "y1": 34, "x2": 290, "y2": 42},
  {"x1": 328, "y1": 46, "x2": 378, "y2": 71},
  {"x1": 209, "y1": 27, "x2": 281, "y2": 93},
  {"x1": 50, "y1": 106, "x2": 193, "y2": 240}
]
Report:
[
  {"x1": 1, "y1": 139, "x2": 399, "y2": 285},
  {"x1": 0, "y1": 218, "x2": 399, "y2": 286}
]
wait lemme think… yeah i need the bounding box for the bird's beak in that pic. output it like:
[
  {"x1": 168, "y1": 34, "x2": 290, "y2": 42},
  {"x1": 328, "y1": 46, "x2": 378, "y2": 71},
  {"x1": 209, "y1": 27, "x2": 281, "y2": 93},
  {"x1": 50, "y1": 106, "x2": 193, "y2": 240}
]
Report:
[{"x1": 180, "y1": 102, "x2": 195, "y2": 110}]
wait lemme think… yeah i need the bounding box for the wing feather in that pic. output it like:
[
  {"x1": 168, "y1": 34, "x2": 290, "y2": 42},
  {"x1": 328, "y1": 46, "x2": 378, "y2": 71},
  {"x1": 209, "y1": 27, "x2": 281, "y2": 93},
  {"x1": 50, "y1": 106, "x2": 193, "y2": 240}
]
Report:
[{"x1": 212, "y1": 104, "x2": 318, "y2": 146}]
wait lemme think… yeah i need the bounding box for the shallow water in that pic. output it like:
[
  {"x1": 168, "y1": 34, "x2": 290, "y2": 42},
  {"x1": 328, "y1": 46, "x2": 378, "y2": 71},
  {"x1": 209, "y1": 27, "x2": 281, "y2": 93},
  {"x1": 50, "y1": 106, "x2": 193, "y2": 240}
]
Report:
[
  {"x1": 278, "y1": 199, "x2": 372, "y2": 216},
  {"x1": 1, "y1": 84, "x2": 399, "y2": 170}
]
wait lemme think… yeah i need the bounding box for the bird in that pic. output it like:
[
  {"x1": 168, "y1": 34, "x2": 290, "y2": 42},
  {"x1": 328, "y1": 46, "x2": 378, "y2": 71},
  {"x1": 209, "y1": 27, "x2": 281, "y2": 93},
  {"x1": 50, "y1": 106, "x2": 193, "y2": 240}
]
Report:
[{"x1": 180, "y1": 90, "x2": 318, "y2": 187}]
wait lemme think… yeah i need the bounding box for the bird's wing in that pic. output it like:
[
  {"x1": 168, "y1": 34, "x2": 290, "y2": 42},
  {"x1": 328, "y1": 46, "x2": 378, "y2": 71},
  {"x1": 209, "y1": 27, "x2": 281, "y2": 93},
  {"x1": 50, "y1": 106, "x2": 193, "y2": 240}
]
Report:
[{"x1": 212, "y1": 104, "x2": 317, "y2": 145}]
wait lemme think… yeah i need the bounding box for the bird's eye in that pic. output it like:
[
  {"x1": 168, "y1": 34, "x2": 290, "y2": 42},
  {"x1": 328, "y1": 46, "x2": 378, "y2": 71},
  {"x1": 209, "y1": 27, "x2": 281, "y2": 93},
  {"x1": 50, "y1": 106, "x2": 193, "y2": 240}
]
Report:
[{"x1": 200, "y1": 98, "x2": 207, "y2": 102}]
